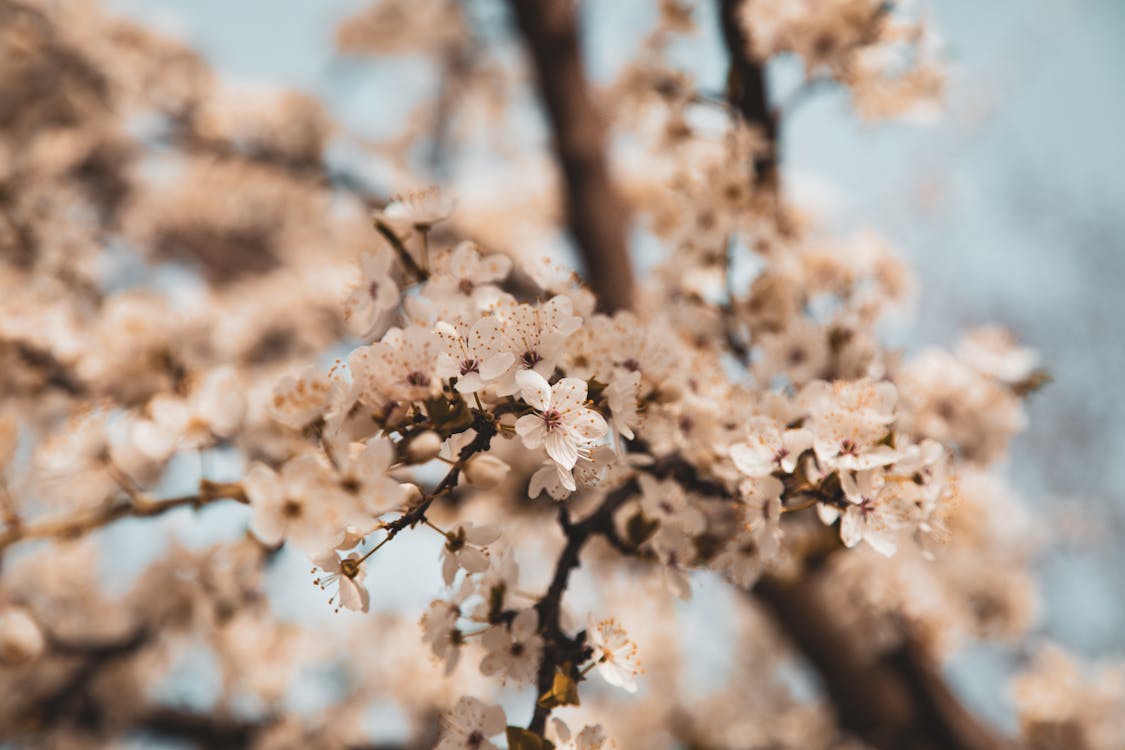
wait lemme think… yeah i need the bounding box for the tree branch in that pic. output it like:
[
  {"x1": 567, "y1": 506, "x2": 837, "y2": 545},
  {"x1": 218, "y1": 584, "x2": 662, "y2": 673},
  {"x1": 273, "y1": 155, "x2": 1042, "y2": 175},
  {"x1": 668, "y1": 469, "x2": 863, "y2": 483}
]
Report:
[
  {"x1": 718, "y1": 0, "x2": 778, "y2": 189},
  {"x1": 527, "y1": 477, "x2": 639, "y2": 734},
  {"x1": 506, "y1": 0, "x2": 634, "y2": 313},
  {"x1": 0, "y1": 480, "x2": 245, "y2": 554},
  {"x1": 753, "y1": 573, "x2": 1016, "y2": 750}
]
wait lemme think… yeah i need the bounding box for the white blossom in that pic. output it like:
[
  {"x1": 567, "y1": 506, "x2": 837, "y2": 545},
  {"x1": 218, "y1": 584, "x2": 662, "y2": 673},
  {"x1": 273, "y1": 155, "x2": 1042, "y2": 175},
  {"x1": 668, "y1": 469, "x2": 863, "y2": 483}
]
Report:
[
  {"x1": 515, "y1": 370, "x2": 608, "y2": 472},
  {"x1": 479, "y1": 608, "x2": 543, "y2": 685},
  {"x1": 436, "y1": 696, "x2": 505, "y2": 750},
  {"x1": 343, "y1": 248, "x2": 400, "y2": 338},
  {"x1": 440, "y1": 522, "x2": 501, "y2": 585},
  {"x1": 586, "y1": 615, "x2": 642, "y2": 693}
]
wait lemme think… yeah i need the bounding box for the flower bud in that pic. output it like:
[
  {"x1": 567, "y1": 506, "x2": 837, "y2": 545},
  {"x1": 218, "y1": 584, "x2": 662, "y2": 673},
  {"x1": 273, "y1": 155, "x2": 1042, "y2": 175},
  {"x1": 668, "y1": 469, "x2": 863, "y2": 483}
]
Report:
[
  {"x1": 400, "y1": 482, "x2": 423, "y2": 505},
  {"x1": 0, "y1": 606, "x2": 46, "y2": 666},
  {"x1": 464, "y1": 454, "x2": 510, "y2": 489},
  {"x1": 405, "y1": 430, "x2": 442, "y2": 464}
]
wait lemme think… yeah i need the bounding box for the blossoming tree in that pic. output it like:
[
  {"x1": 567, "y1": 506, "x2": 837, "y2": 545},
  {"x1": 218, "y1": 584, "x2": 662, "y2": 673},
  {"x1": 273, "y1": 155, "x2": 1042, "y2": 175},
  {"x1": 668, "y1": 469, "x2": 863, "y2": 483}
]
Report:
[{"x1": 0, "y1": 0, "x2": 1108, "y2": 749}]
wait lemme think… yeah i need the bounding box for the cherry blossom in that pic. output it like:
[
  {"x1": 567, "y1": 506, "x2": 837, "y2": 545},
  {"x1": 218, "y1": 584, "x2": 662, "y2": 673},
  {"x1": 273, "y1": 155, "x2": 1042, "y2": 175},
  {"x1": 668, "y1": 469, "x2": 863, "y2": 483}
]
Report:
[
  {"x1": 586, "y1": 615, "x2": 642, "y2": 693},
  {"x1": 479, "y1": 608, "x2": 543, "y2": 685},
  {"x1": 515, "y1": 370, "x2": 608, "y2": 472},
  {"x1": 343, "y1": 249, "x2": 400, "y2": 339},
  {"x1": 436, "y1": 697, "x2": 506, "y2": 750}
]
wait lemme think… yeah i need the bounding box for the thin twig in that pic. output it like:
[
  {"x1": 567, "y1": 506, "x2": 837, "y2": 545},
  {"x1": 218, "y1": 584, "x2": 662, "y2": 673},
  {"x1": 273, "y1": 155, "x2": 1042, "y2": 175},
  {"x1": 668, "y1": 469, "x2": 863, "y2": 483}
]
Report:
[
  {"x1": 0, "y1": 480, "x2": 246, "y2": 553},
  {"x1": 374, "y1": 220, "x2": 428, "y2": 283}
]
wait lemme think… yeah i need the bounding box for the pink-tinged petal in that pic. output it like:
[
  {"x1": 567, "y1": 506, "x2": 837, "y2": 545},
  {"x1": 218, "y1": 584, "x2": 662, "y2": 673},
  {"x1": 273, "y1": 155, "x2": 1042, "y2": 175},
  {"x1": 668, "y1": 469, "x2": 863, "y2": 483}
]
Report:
[
  {"x1": 458, "y1": 545, "x2": 490, "y2": 573},
  {"x1": 511, "y1": 608, "x2": 538, "y2": 639},
  {"x1": 528, "y1": 464, "x2": 555, "y2": 499},
  {"x1": 455, "y1": 372, "x2": 485, "y2": 393},
  {"x1": 132, "y1": 419, "x2": 178, "y2": 461},
  {"x1": 441, "y1": 551, "x2": 458, "y2": 586},
  {"x1": 730, "y1": 442, "x2": 773, "y2": 477},
  {"x1": 516, "y1": 369, "x2": 553, "y2": 411},
  {"x1": 338, "y1": 576, "x2": 370, "y2": 612},
  {"x1": 481, "y1": 624, "x2": 508, "y2": 653},
  {"x1": 550, "y1": 377, "x2": 588, "y2": 411},
  {"x1": 556, "y1": 463, "x2": 577, "y2": 493},
  {"x1": 681, "y1": 506, "x2": 707, "y2": 535},
  {"x1": 478, "y1": 351, "x2": 515, "y2": 381},
  {"x1": 434, "y1": 352, "x2": 461, "y2": 380},
  {"x1": 481, "y1": 253, "x2": 512, "y2": 282},
  {"x1": 864, "y1": 528, "x2": 897, "y2": 557},
  {"x1": 464, "y1": 523, "x2": 501, "y2": 545},
  {"x1": 357, "y1": 437, "x2": 394, "y2": 475},
  {"x1": 310, "y1": 550, "x2": 341, "y2": 572},
  {"x1": 566, "y1": 408, "x2": 608, "y2": 441},
  {"x1": 839, "y1": 508, "x2": 863, "y2": 548},
  {"x1": 515, "y1": 414, "x2": 547, "y2": 448},
  {"x1": 839, "y1": 471, "x2": 861, "y2": 502},
  {"x1": 470, "y1": 315, "x2": 503, "y2": 349},
  {"x1": 781, "y1": 429, "x2": 813, "y2": 469},
  {"x1": 599, "y1": 661, "x2": 637, "y2": 692},
  {"x1": 479, "y1": 650, "x2": 505, "y2": 676},
  {"x1": 545, "y1": 430, "x2": 579, "y2": 470},
  {"x1": 857, "y1": 469, "x2": 883, "y2": 497},
  {"x1": 813, "y1": 438, "x2": 839, "y2": 465},
  {"x1": 855, "y1": 444, "x2": 900, "y2": 469},
  {"x1": 244, "y1": 464, "x2": 282, "y2": 509},
  {"x1": 872, "y1": 381, "x2": 899, "y2": 419},
  {"x1": 250, "y1": 505, "x2": 286, "y2": 547},
  {"x1": 480, "y1": 703, "x2": 507, "y2": 735}
]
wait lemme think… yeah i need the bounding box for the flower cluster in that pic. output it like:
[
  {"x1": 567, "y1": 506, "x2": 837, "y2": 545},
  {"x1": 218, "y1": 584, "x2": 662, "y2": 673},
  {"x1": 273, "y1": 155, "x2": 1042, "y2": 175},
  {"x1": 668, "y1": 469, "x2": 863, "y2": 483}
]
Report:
[{"x1": 0, "y1": 1, "x2": 1064, "y2": 748}]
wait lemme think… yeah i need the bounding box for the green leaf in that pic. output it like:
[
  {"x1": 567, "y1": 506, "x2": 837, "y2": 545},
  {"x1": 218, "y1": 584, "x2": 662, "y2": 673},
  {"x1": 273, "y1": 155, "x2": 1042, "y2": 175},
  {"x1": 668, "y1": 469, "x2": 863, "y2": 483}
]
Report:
[
  {"x1": 537, "y1": 665, "x2": 581, "y2": 709},
  {"x1": 506, "y1": 726, "x2": 555, "y2": 750}
]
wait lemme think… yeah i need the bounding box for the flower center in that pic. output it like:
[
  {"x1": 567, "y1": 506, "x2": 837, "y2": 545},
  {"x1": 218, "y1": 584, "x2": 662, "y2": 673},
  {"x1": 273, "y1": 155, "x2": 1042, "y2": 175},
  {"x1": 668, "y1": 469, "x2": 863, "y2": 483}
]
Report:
[
  {"x1": 459, "y1": 358, "x2": 479, "y2": 375},
  {"x1": 368, "y1": 280, "x2": 380, "y2": 299},
  {"x1": 520, "y1": 350, "x2": 542, "y2": 368},
  {"x1": 542, "y1": 409, "x2": 562, "y2": 431},
  {"x1": 467, "y1": 731, "x2": 485, "y2": 748},
  {"x1": 281, "y1": 499, "x2": 302, "y2": 519},
  {"x1": 458, "y1": 278, "x2": 474, "y2": 295},
  {"x1": 406, "y1": 370, "x2": 431, "y2": 387},
  {"x1": 839, "y1": 439, "x2": 858, "y2": 456},
  {"x1": 339, "y1": 558, "x2": 360, "y2": 579}
]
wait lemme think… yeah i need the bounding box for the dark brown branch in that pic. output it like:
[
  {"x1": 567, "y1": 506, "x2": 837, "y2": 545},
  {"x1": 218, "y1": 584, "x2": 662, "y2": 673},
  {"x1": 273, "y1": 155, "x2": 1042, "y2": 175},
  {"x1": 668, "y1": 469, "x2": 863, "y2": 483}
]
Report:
[
  {"x1": 506, "y1": 0, "x2": 634, "y2": 313},
  {"x1": 374, "y1": 220, "x2": 429, "y2": 283},
  {"x1": 527, "y1": 477, "x2": 639, "y2": 734},
  {"x1": 754, "y1": 573, "x2": 1017, "y2": 750},
  {"x1": 718, "y1": 0, "x2": 778, "y2": 189},
  {"x1": 135, "y1": 708, "x2": 265, "y2": 749}
]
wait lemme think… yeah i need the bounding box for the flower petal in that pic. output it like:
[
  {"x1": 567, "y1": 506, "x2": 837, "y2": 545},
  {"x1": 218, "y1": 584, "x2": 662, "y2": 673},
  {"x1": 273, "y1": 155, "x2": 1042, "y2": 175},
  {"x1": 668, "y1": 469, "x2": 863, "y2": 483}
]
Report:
[
  {"x1": 516, "y1": 369, "x2": 552, "y2": 411},
  {"x1": 515, "y1": 414, "x2": 547, "y2": 448},
  {"x1": 545, "y1": 430, "x2": 579, "y2": 470}
]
